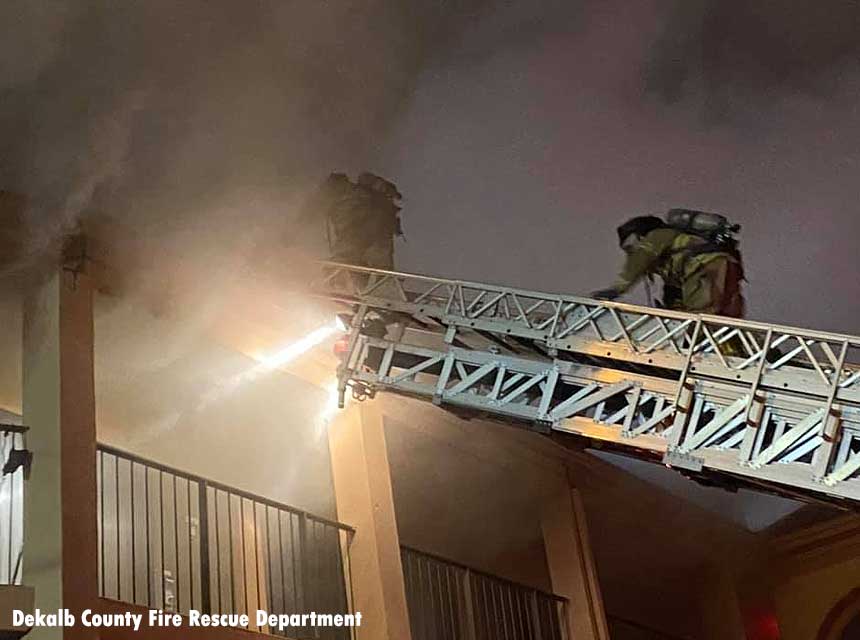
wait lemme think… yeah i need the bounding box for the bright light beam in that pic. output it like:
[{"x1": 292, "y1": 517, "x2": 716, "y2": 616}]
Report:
[
  {"x1": 195, "y1": 320, "x2": 342, "y2": 413},
  {"x1": 259, "y1": 323, "x2": 338, "y2": 369}
]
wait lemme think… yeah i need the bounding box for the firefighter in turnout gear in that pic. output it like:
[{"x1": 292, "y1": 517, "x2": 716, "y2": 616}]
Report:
[
  {"x1": 592, "y1": 209, "x2": 746, "y2": 318},
  {"x1": 323, "y1": 171, "x2": 403, "y2": 270}
]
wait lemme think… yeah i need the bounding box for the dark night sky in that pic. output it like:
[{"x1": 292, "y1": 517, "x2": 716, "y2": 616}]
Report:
[
  {"x1": 381, "y1": 0, "x2": 860, "y2": 334},
  {"x1": 3, "y1": 0, "x2": 860, "y2": 333}
]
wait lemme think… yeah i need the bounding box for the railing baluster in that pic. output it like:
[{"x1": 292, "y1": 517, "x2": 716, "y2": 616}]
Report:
[
  {"x1": 265, "y1": 506, "x2": 274, "y2": 625},
  {"x1": 531, "y1": 591, "x2": 544, "y2": 640},
  {"x1": 99, "y1": 450, "x2": 105, "y2": 597},
  {"x1": 215, "y1": 488, "x2": 223, "y2": 613},
  {"x1": 253, "y1": 503, "x2": 261, "y2": 630},
  {"x1": 278, "y1": 509, "x2": 296, "y2": 613},
  {"x1": 198, "y1": 480, "x2": 211, "y2": 613},
  {"x1": 461, "y1": 568, "x2": 477, "y2": 640},
  {"x1": 115, "y1": 456, "x2": 121, "y2": 600},
  {"x1": 10, "y1": 457, "x2": 21, "y2": 585},
  {"x1": 144, "y1": 466, "x2": 150, "y2": 606},
  {"x1": 7, "y1": 435, "x2": 13, "y2": 584},
  {"x1": 240, "y1": 498, "x2": 248, "y2": 617},
  {"x1": 299, "y1": 512, "x2": 309, "y2": 619},
  {"x1": 172, "y1": 474, "x2": 180, "y2": 613},
  {"x1": 130, "y1": 461, "x2": 136, "y2": 604},
  {"x1": 10, "y1": 438, "x2": 22, "y2": 586},
  {"x1": 228, "y1": 492, "x2": 235, "y2": 613},
  {"x1": 159, "y1": 470, "x2": 166, "y2": 610},
  {"x1": 187, "y1": 478, "x2": 194, "y2": 610}
]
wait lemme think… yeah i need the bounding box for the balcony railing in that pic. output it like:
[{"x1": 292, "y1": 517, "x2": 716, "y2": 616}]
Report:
[
  {"x1": 0, "y1": 425, "x2": 26, "y2": 586},
  {"x1": 97, "y1": 444, "x2": 354, "y2": 638},
  {"x1": 606, "y1": 616, "x2": 689, "y2": 640},
  {"x1": 401, "y1": 545, "x2": 568, "y2": 640}
]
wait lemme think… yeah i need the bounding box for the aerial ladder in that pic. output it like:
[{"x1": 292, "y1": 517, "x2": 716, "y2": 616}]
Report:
[{"x1": 313, "y1": 262, "x2": 860, "y2": 505}]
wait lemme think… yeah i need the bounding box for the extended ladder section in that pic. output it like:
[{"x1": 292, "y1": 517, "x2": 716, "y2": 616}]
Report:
[{"x1": 315, "y1": 262, "x2": 860, "y2": 504}]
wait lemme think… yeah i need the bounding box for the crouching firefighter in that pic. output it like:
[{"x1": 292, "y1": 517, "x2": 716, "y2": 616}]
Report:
[{"x1": 591, "y1": 209, "x2": 746, "y2": 318}]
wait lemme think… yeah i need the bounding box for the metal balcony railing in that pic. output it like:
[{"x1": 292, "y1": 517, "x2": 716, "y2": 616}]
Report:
[
  {"x1": 0, "y1": 425, "x2": 26, "y2": 586},
  {"x1": 401, "y1": 546, "x2": 568, "y2": 640},
  {"x1": 606, "y1": 616, "x2": 689, "y2": 640},
  {"x1": 97, "y1": 444, "x2": 354, "y2": 639}
]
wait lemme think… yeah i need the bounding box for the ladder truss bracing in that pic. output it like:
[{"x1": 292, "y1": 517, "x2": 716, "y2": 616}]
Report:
[{"x1": 316, "y1": 262, "x2": 860, "y2": 503}]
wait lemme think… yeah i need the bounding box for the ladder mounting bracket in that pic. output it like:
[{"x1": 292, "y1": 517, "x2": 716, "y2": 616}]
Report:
[{"x1": 663, "y1": 449, "x2": 704, "y2": 472}]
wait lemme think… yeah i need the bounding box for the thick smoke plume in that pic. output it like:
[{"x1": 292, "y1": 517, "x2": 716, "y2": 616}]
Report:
[
  {"x1": 4, "y1": 0, "x2": 860, "y2": 319},
  {"x1": 646, "y1": 0, "x2": 860, "y2": 120},
  {"x1": 0, "y1": 0, "x2": 501, "y2": 293}
]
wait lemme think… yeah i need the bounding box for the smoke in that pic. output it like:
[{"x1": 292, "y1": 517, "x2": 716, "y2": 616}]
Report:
[
  {"x1": 645, "y1": 0, "x2": 860, "y2": 120},
  {"x1": 0, "y1": 0, "x2": 507, "y2": 468},
  {"x1": 4, "y1": 0, "x2": 860, "y2": 285},
  {"x1": 0, "y1": 0, "x2": 508, "y2": 290}
]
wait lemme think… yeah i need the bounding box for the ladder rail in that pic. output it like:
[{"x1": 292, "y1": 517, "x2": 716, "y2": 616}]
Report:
[
  {"x1": 315, "y1": 262, "x2": 860, "y2": 503},
  {"x1": 316, "y1": 263, "x2": 860, "y2": 394},
  {"x1": 319, "y1": 261, "x2": 860, "y2": 350},
  {"x1": 345, "y1": 333, "x2": 860, "y2": 502}
]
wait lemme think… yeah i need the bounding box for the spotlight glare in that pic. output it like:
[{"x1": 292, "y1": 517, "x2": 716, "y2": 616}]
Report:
[{"x1": 260, "y1": 323, "x2": 337, "y2": 370}]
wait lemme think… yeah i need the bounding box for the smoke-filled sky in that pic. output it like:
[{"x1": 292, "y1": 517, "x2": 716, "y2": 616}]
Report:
[{"x1": 3, "y1": 0, "x2": 860, "y2": 332}]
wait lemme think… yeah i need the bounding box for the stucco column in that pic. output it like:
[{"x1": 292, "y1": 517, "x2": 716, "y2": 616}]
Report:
[
  {"x1": 698, "y1": 565, "x2": 747, "y2": 640},
  {"x1": 327, "y1": 400, "x2": 412, "y2": 640},
  {"x1": 23, "y1": 266, "x2": 98, "y2": 639},
  {"x1": 541, "y1": 480, "x2": 609, "y2": 640}
]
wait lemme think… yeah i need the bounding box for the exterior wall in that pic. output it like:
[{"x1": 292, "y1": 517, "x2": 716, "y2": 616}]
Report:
[
  {"x1": 698, "y1": 565, "x2": 747, "y2": 640},
  {"x1": 490, "y1": 539, "x2": 552, "y2": 593},
  {"x1": 382, "y1": 395, "x2": 565, "y2": 589},
  {"x1": 774, "y1": 553, "x2": 860, "y2": 640},
  {"x1": 683, "y1": 513, "x2": 860, "y2": 640},
  {"x1": 572, "y1": 453, "x2": 760, "y2": 640}
]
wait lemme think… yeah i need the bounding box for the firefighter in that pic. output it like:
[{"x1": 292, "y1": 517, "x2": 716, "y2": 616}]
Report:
[
  {"x1": 307, "y1": 172, "x2": 351, "y2": 251},
  {"x1": 354, "y1": 172, "x2": 402, "y2": 269},
  {"x1": 591, "y1": 211, "x2": 745, "y2": 318},
  {"x1": 327, "y1": 172, "x2": 402, "y2": 270}
]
